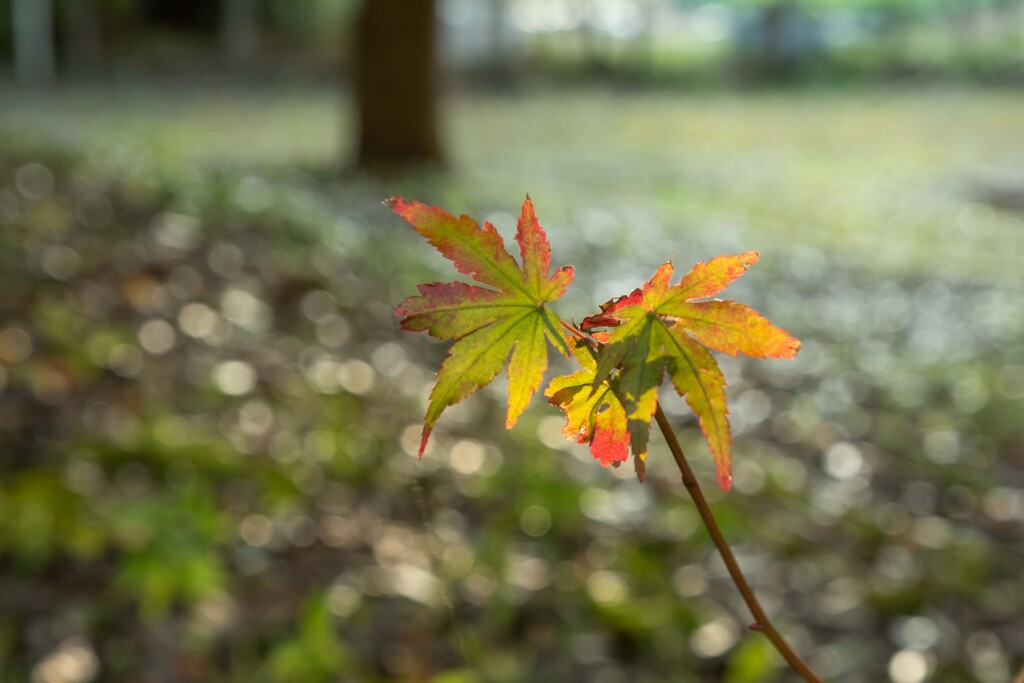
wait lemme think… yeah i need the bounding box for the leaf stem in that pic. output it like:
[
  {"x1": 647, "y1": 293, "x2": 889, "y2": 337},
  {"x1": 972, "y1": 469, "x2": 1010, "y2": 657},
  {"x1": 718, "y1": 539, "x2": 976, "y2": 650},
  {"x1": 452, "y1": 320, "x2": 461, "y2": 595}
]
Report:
[
  {"x1": 654, "y1": 406, "x2": 823, "y2": 683},
  {"x1": 560, "y1": 317, "x2": 598, "y2": 344}
]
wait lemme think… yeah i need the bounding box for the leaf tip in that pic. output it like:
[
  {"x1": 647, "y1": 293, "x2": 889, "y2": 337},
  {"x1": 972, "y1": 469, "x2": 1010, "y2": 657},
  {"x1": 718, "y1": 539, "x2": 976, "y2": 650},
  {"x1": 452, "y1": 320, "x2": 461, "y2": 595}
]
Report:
[
  {"x1": 418, "y1": 428, "x2": 432, "y2": 459},
  {"x1": 385, "y1": 196, "x2": 419, "y2": 221},
  {"x1": 393, "y1": 298, "x2": 410, "y2": 320},
  {"x1": 771, "y1": 332, "x2": 802, "y2": 360},
  {"x1": 717, "y1": 470, "x2": 733, "y2": 491},
  {"x1": 634, "y1": 453, "x2": 647, "y2": 482},
  {"x1": 519, "y1": 194, "x2": 536, "y2": 220}
]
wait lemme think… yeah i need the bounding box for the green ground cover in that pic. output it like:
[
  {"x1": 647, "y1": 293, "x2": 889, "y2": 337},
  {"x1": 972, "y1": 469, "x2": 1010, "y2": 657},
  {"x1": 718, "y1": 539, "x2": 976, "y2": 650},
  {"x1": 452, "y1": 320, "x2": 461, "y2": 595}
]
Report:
[
  {"x1": 2, "y1": 85, "x2": 1023, "y2": 280},
  {"x1": 0, "y1": 85, "x2": 1022, "y2": 682}
]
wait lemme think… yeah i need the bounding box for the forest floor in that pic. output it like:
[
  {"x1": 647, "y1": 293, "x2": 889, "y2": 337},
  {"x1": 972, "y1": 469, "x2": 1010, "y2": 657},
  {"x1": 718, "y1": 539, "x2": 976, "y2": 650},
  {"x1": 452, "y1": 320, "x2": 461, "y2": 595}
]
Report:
[
  {"x1": 1, "y1": 84, "x2": 1023, "y2": 279},
  {"x1": 1, "y1": 84, "x2": 1022, "y2": 682}
]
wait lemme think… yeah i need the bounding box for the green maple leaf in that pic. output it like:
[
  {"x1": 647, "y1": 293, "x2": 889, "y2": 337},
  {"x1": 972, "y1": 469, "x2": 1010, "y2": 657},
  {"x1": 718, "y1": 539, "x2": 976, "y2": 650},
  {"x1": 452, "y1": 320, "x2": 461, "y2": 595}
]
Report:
[
  {"x1": 391, "y1": 196, "x2": 574, "y2": 456},
  {"x1": 579, "y1": 253, "x2": 801, "y2": 490}
]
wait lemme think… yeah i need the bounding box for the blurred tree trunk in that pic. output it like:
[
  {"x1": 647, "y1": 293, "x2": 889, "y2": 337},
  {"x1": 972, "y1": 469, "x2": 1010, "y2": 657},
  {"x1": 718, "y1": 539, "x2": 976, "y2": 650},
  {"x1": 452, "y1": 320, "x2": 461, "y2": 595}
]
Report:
[
  {"x1": 579, "y1": 0, "x2": 608, "y2": 76},
  {"x1": 757, "y1": 1, "x2": 792, "y2": 80},
  {"x1": 485, "y1": 0, "x2": 514, "y2": 86},
  {"x1": 222, "y1": 0, "x2": 260, "y2": 65},
  {"x1": 65, "y1": 0, "x2": 103, "y2": 77},
  {"x1": 354, "y1": 0, "x2": 443, "y2": 166},
  {"x1": 862, "y1": 3, "x2": 909, "y2": 70},
  {"x1": 12, "y1": 0, "x2": 57, "y2": 86},
  {"x1": 633, "y1": 0, "x2": 657, "y2": 78}
]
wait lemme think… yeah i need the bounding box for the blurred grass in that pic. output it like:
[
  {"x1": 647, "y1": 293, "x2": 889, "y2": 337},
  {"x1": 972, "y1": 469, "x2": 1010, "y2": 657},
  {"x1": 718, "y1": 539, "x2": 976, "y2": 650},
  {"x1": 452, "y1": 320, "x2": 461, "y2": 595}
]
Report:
[
  {"x1": 2, "y1": 85, "x2": 1023, "y2": 280},
  {"x1": 0, "y1": 85, "x2": 1023, "y2": 682}
]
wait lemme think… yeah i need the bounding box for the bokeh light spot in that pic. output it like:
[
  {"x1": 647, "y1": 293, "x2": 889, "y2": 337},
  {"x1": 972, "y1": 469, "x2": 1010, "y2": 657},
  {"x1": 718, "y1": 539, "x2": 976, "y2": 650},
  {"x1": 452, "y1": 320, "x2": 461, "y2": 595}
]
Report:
[
  {"x1": 137, "y1": 319, "x2": 176, "y2": 355},
  {"x1": 520, "y1": 505, "x2": 552, "y2": 537},
  {"x1": 888, "y1": 649, "x2": 929, "y2": 683},
  {"x1": 214, "y1": 360, "x2": 257, "y2": 396}
]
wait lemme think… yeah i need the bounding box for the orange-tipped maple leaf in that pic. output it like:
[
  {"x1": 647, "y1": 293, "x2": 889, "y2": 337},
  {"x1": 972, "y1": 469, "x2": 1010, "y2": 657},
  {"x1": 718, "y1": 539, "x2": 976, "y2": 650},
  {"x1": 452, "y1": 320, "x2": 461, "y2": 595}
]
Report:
[
  {"x1": 391, "y1": 196, "x2": 574, "y2": 456},
  {"x1": 575, "y1": 253, "x2": 801, "y2": 490},
  {"x1": 544, "y1": 336, "x2": 636, "y2": 473}
]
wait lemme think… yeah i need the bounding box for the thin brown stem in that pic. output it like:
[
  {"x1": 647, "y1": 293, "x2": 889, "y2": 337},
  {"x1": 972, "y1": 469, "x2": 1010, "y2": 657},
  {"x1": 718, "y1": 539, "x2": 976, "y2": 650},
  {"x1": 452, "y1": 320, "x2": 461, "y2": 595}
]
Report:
[
  {"x1": 654, "y1": 406, "x2": 822, "y2": 683},
  {"x1": 559, "y1": 317, "x2": 596, "y2": 343}
]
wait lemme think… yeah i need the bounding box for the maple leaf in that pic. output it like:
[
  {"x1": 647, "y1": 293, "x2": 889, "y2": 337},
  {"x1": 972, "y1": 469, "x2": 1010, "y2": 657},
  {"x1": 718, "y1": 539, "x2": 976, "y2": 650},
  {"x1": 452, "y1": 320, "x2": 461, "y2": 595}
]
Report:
[
  {"x1": 579, "y1": 252, "x2": 800, "y2": 490},
  {"x1": 391, "y1": 196, "x2": 574, "y2": 456},
  {"x1": 545, "y1": 336, "x2": 641, "y2": 476}
]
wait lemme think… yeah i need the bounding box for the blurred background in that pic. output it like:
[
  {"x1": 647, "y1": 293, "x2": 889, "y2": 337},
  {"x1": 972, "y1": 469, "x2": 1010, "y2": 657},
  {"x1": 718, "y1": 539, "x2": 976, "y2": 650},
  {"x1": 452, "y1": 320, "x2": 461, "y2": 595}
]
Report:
[{"x1": 1, "y1": 1, "x2": 1023, "y2": 682}]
